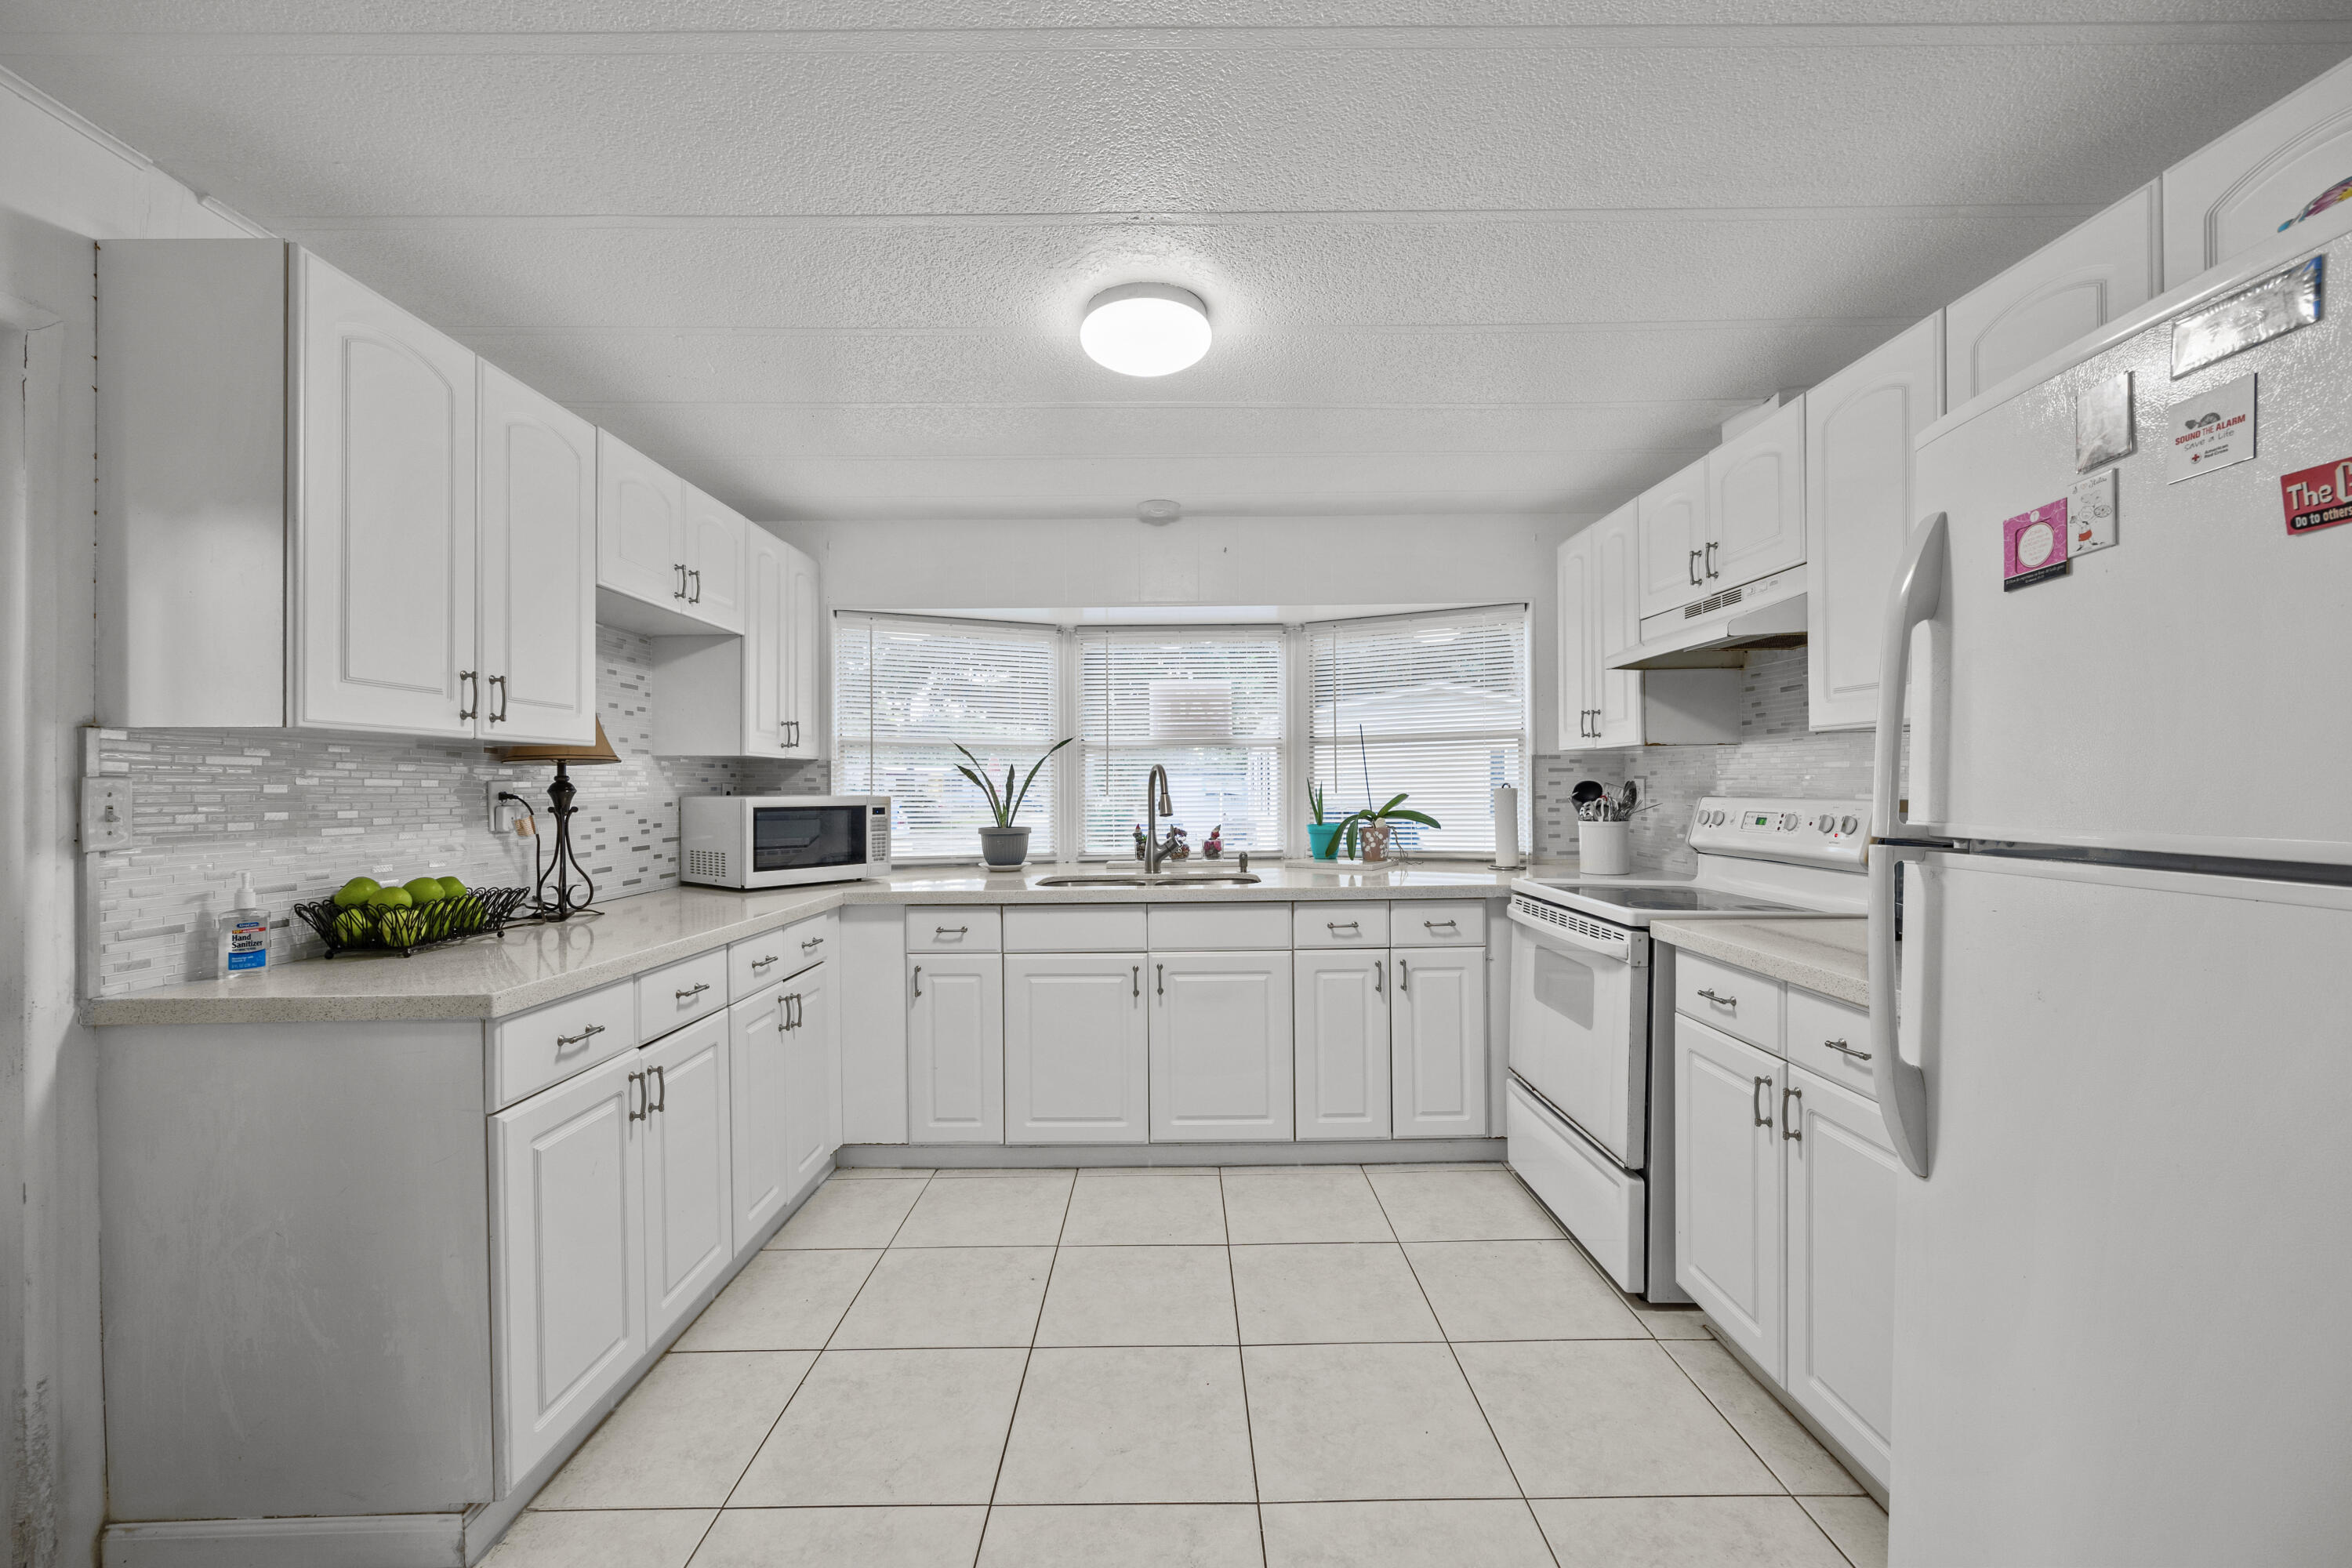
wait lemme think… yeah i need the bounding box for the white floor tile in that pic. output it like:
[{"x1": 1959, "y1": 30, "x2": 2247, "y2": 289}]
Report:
[
  {"x1": 1261, "y1": 1500, "x2": 1555, "y2": 1567},
  {"x1": 1220, "y1": 1168, "x2": 1394, "y2": 1243},
  {"x1": 994, "y1": 1346, "x2": 1258, "y2": 1504},
  {"x1": 1403, "y1": 1240, "x2": 1646, "y2": 1341},
  {"x1": 978, "y1": 1504, "x2": 1262, "y2": 1566},
  {"x1": 1666, "y1": 1339, "x2": 1866, "y2": 1495},
  {"x1": 769, "y1": 1179, "x2": 924, "y2": 1250},
  {"x1": 484, "y1": 1508, "x2": 713, "y2": 1568},
  {"x1": 673, "y1": 1249, "x2": 879, "y2": 1352},
  {"x1": 688, "y1": 1506, "x2": 985, "y2": 1567},
  {"x1": 932, "y1": 1166, "x2": 1080, "y2": 1178},
  {"x1": 729, "y1": 1348, "x2": 1027, "y2": 1506},
  {"x1": 1059, "y1": 1173, "x2": 1228, "y2": 1245},
  {"x1": 1532, "y1": 1497, "x2": 1853, "y2": 1567},
  {"x1": 1798, "y1": 1495, "x2": 1889, "y2": 1568},
  {"x1": 1454, "y1": 1340, "x2": 1780, "y2": 1498},
  {"x1": 1243, "y1": 1341, "x2": 1518, "y2": 1502},
  {"x1": 535, "y1": 1352, "x2": 812, "y2": 1509},
  {"x1": 828, "y1": 1246, "x2": 1052, "y2": 1348},
  {"x1": 827, "y1": 1167, "x2": 936, "y2": 1180},
  {"x1": 891, "y1": 1173, "x2": 1073, "y2": 1247},
  {"x1": 1035, "y1": 1245, "x2": 1238, "y2": 1347},
  {"x1": 1365, "y1": 1170, "x2": 1563, "y2": 1241},
  {"x1": 1230, "y1": 1242, "x2": 1443, "y2": 1344}
]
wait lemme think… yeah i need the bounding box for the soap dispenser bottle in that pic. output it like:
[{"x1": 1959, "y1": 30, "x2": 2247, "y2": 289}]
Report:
[{"x1": 219, "y1": 872, "x2": 270, "y2": 978}]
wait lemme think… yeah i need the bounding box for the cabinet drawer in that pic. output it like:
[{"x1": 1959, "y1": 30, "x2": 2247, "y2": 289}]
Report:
[
  {"x1": 1675, "y1": 949, "x2": 1782, "y2": 1054},
  {"x1": 1393, "y1": 900, "x2": 1488, "y2": 947},
  {"x1": 491, "y1": 979, "x2": 636, "y2": 1110},
  {"x1": 1004, "y1": 903, "x2": 1145, "y2": 952},
  {"x1": 1149, "y1": 902, "x2": 1292, "y2": 951},
  {"x1": 1785, "y1": 985, "x2": 1874, "y2": 1101},
  {"x1": 907, "y1": 906, "x2": 1001, "y2": 952},
  {"x1": 641, "y1": 946, "x2": 730, "y2": 1039},
  {"x1": 1294, "y1": 902, "x2": 1389, "y2": 948},
  {"x1": 729, "y1": 914, "x2": 830, "y2": 997}
]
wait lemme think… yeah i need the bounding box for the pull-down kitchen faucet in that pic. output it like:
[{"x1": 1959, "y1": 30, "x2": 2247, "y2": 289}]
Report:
[{"x1": 1145, "y1": 764, "x2": 1174, "y2": 873}]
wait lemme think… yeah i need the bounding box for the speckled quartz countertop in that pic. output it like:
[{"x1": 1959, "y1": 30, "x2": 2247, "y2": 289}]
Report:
[
  {"x1": 1648, "y1": 916, "x2": 1870, "y2": 1007},
  {"x1": 89, "y1": 860, "x2": 1562, "y2": 1027}
]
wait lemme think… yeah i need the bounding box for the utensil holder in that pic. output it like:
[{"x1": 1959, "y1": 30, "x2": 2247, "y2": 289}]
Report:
[{"x1": 1577, "y1": 820, "x2": 1631, "y2": 876}]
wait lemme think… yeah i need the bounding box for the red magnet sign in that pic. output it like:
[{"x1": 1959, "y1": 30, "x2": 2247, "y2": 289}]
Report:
[{"x1": 2280, "y1": 457, "x2": 2352, "y2": 535}]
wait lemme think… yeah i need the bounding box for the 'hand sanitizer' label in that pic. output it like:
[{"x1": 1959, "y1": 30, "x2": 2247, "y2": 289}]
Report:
[{"x1": 224, "y1": 916, "x2": 268, "y2": 971}]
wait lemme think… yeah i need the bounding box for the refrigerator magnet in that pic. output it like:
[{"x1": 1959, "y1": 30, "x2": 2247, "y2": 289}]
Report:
[
  {"x1": 2171, "y1": 256, "x2": 2321, "y2": 378},
  {"x1": 2074, "y1": 371, "x2": 2133, "y2": 470},
  {"x1": 2002, "y1": 501, "x2": 2070, "y2": 590},
  {"x1": 2068, "y1": 469, "x2": 2118, "y2": 555},
  {"x1": 2166, "y1": 372, "x2": 2256, "y2": 483},
  {"x1": 2280, "y1": 456, "x2": 2352, "y2": 535}
]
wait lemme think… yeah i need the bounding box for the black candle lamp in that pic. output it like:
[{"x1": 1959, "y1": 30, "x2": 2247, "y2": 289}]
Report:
[{"x1": 497, "y1": 718, "x2": 621, "y2": 920}]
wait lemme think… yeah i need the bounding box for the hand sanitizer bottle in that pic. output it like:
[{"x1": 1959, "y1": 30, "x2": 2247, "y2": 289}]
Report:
[{"x1": 219, "y1": 872, "x2": 270, "y2": 978}]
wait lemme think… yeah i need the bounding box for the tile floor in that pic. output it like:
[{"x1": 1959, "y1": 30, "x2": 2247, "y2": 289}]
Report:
[{"x1": 488, "y1": 1163, "x2": 1889, "y2": 1568}]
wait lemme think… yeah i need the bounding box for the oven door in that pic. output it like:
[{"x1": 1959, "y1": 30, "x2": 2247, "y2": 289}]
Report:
[
  {"x1": 749, "y1": 803, "x2": 870, "y2": 879},
  {"x1": 1508, "y1": 916, "x2": 1650, "y2": 1167}
]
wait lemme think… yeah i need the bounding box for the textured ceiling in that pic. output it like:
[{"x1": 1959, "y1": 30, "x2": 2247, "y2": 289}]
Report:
[{"x1": 5, "y1": 2, "x2": 2349, "y2": 521}]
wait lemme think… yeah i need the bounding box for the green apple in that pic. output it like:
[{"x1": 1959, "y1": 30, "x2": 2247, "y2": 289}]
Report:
[
  {"x1": 403, "y1": 877, "x2": 448, "y2": 906},
  {"x1": 366, "y1": 887, "x2": 413, "y2": 910},
  {"x1": 332, "y1": 876, "x2": 381, "y2": 909},
  {"x1": 437, "y1": 876, "x2": 469, "y2": 900}
]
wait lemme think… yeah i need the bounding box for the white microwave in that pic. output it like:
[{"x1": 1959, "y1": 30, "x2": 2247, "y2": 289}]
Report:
[{"x1": 681, "y1": 795, "x2": 892, "y2": 889}]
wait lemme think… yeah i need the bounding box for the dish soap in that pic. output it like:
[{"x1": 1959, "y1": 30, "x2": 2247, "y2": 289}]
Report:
[{"x1": 218, "y1": 872, "x2": 270, "y2": 978}]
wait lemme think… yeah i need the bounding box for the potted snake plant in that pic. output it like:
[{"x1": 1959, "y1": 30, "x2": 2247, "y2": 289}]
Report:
[{"x1": 955, "y1": 739, "x2": 1073, "y2": 869}]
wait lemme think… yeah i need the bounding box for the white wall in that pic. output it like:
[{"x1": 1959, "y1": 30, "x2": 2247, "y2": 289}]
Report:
[
  {"x1": 0, "y1": 64, "x2": 266, "y2": 1568},
  {"x1": 772, "y1": 511, "x2": 1588, "y2": 751}
]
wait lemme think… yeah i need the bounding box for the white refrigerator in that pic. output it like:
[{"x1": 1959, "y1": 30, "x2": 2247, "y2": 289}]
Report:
[{"x1": 1871, "y1": 205, "x2": 2352, "y2": 1566}]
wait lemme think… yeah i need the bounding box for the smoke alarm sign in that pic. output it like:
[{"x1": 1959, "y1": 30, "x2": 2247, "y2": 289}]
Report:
[
  {"x1": 2281, "y1": 457, "x2": 2352, "y2": 535},
  {"x1": 2166, "y1": 373, "x2": 2256, "y2": 482}
]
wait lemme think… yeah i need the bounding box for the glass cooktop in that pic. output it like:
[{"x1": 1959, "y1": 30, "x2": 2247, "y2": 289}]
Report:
[{"x1": 1533, "y1": 884, "x2": 1806, "y2": 914}]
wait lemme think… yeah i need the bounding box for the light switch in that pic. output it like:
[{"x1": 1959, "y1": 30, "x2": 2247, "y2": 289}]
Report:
[{"x1": 82, "y1": 778, "x2": 132, "y2": 851}]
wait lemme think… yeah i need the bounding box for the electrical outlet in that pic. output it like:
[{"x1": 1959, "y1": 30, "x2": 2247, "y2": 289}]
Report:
[
  {"x1": 1625, "y1": 775, "x2": 1649, "y2": 804},
  {"x1": 82, "y1": 778, "x2": 132, "y2": 851},
  {"x1": 487, "y1": 782, "x2": 530, "y2": 836}
]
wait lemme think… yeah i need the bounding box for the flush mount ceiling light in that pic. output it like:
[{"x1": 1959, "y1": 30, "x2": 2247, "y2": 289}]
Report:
[{"x1": 1081, "y1": 283, "x2": 1211, "y2": 376}]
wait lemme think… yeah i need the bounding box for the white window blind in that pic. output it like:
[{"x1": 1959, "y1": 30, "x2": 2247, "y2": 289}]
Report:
[
  {"x1": 1077, "y1": 629, "x2": 1286, "y2": 858},
  {"x1": 1307, "y1": 605, "x2": 1530, "y2": 858},
  {"x1": 834, "y1": 612, "x2": 1062, "y2": 860}
]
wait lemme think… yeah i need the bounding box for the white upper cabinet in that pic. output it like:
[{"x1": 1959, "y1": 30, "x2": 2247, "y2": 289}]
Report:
[
  {"x1": 1704, "y1": 396, "x2": 1806, "y2": 595},
  {"x1": 1557, "y1": 528, "x2": 1597, "y2": 748},
  {"x1": 649, "y1": 525, "x2": 822, "y2": 760},
  {"x1": 477, "y1": 361, "x2": 597, "y2": 745},
  {"x1": 1944, "y1": 183, "x2": 2158, "y2": 410},
  {"x1": 749, "y1": 531, "x2": 789, "y2": 755},
  {"x1": 682, "y1": 485, "x2": 747, "y2": 636},
  {"x1": 2162, "y1": 56, "x2": 2352, "y2": 287},
  {"x1": 1588, "y1": 503, "x2": 1646, "y2": 747},
  {"x1": 596, "y1": 430, "x2": 687, "y2": 612},
  {"x1": 782, "y1": 542, "x2": 825, "y2": 757},
  {"x1": 1806, "y1": 314, "x2": 1942, "y2": 731},
  {"x1": 292, "y1": 250, "x2": 481, "y2": 736},
  {"x1": 1635, "y1": 459, "x2": 1711, "y2": 619}
]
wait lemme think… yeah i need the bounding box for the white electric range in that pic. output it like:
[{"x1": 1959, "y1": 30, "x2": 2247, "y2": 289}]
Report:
[{"x1": 1506, "y1": 796, "x2": 1870, "y2": 1298}]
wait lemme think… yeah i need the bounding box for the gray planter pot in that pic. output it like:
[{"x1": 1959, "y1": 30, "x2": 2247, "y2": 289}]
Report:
[{"x1": 978, "y1": 825, "x2": 1032, "y2": 869}]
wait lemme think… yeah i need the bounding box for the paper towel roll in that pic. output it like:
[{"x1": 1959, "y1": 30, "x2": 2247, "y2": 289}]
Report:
[{"x1": 1491, "y1": 785, "x2": 1523, "y2": 869}]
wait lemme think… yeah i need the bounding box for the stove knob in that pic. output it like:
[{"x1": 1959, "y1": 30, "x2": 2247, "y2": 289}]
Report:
[
  {"x1": 1708, "y1": 810, "x2": 1724, "y2": 826},
  {"x1": 1816, "y1": 816, "x2": 1834, "y2": 833},
  {"x1": 1839, "y1": 815, "x2": 1859, "y2": 834},
  {"x1": 1779, "y1": 812, "x2": 1798, "y2": 830}
]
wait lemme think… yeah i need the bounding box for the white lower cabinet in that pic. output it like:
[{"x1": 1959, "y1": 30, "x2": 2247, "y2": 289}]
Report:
[
  {"x1": 1784, "y1": 1064, "x2": 1898, "y2": 1486},
  {"x1": 1005, "y1": 953, "x2": 1150, "y2": 1144},
  {"x1": 1150, "y1": 951, "x2": 1293, "y2": 1142},
  {"x1": 1392, "y1": 948, "x2": 1488, "y2": 1138},
  {"x1": 909, "y1": 953, "x2": 1005, "y2": 1143},
  {"x1": 727, "y1": 984, "x2": 790, "y2": 1255},
  {"x1": 781, "y1": 961, "x2": 839, "y2": 1189},
  {"x1": 641, "y1": 1014, "x2": 735, "y2": 1344},
  {"x1": 491, "y1": 1049, "x2": 645, "y2": 1492},
  {"x1": 1293, "y1": 950, "x2": 1391, "y2": 1140},
  {"x1": 1674, "y1": 1014, "x2": 1785, "y2": 1377}
]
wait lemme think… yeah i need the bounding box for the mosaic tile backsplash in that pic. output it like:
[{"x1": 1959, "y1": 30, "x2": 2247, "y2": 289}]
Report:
[
  {"x1": 1534, "y1": 648, "x2": 1892, "y2": 877},
  {"x1": 92, "y1": 627, "x2": 826, "y2": 995}
]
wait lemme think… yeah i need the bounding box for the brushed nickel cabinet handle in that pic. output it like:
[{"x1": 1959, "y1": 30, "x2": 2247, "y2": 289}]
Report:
[
  {"x1": 750, "y1": 953, "x2": 779, "y2": 971},
  {"x1": 1697, "y1": 987, "x2": 1737, "y2": 1007},
  {"x1": 673, "y1": 563, "x2": 688, "y2": 600},
  {"x1": 1705, "y1": 540, "x2": 1719, "y2": 579},
  {"x1": 1131, "y1": 964, "x2": 1140, "y2": 998},
  {"x1": 1399, "y1": 958, "x2": 1409, "y2": 993},
  {"x1": 911, "y1": 964, "x2": 922, "y2": 1000},
  {"x1": 459, "y1": 670, "x2": 478, "y2": 721},
  {"x1": 1688, "y1": 549, "x2": 1702, "y2": 586},
  {"x1": 1374, "y1": 960, "x2": 1384, "y2": 995},
  {"x1": 1327, "y1": 920, "x2": 1359, "y2": 931},
  {"x1": 1752, "y1": 1075, "x2": 1772, "y2": 1128},
  {"x1": 1824, "y1": 1037, "x2": 1874, "y2": 1062},
  {"x1": 935, "y1": 925, "x2": 968, "y2": 938},
  {"x1": 1156, "y1": 964, "x2": 1164, "y2": 999},
  {"x1": 1782, "y1": 1083, "x2": 1802, "y2": 1141},
  {"x1": 555, "y1": 1023, "x2": 604, "y2": 1051},
  {"x1": 628, "y1": 1069, "x2": 647, "y2": 1122},
  {"x1": 689, "y1": 568, "x2": 702, "y2": 604},
  {"x1": 675, "y1": 982, "x2": 710, "y2": 1001},
  {"x1": 650, "y1": 1064, "x2": 666, "y2": 1113},
  {"x1": 1424, "y1": 919, "x2": 1457, "y2": 931},
  {"x1": 801, "y1": 935, "x2": 823, "y2": 951}
]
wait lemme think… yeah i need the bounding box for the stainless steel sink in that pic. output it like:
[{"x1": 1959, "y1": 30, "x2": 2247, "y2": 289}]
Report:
[{"x1": 1033, "y1": 872, "x2": 1263, "y2": 887}]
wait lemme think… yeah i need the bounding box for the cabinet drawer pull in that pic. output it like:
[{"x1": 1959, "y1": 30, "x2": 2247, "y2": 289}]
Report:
[
  {"x1": 1696, "y1": 987, "x2": 1737, "y2": 1007},
  {"x1": 1823, "y1": 1037, "x2": 1873, "y2": 1062},
  {"x1": 911, "y1": 964, "x2": 922, "y2": 1000},
  {"x1": 675, "y1": 982, "x2": 711, "y2": 1001},
  {"x1": 628, "y1": 1069, "x2": 647, "y2": 1122},
  {"x1": 750, "y1": 953, "x2": 779, "y2": 971},
  {"x1": 1327, "y1": 920, "x2": 1360, "y2": 931},
  {"x1": 1423, "y1": 918, "x2": 1458, "y2": 931},
  {"x1": 935, "y1": 925, "x2": 968, "y2": 938},
  {"x1": 650, "y1": 1063, "x2": 666, "y2": 1113},
  {"x1": 1782, "y1": 1083, "x2": 1802, "y2": 1141},
  {"x1": 801, "y1": 935, "x2": 823, "y2": 950},
  {"x1": 555, "y1": 1023, "x2": 604, "y2": 1051},
  {"x1": 1751, "y1": 1075, "x2": 1772, "y2": 1128}
]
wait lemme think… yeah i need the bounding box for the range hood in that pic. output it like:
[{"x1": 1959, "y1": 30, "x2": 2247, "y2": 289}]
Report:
[{"x1": 1609, "y1": 570, "x2": 1807, "y2": 670}]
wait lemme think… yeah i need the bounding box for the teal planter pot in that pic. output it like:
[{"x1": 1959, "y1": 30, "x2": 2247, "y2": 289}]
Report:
[{"x1": 1308, "y1": 822, "x2": 1345, "y2": 859}]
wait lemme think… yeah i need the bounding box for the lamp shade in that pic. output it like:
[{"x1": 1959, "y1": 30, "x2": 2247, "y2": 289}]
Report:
[{"x1": 497, "y1": 717, "x2": 622, "y2": 767}]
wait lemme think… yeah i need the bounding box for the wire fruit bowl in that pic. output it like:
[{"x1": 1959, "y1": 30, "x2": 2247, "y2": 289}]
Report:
[{"x1": 293, "y1": 887, "x2": 531, "y2": 957}]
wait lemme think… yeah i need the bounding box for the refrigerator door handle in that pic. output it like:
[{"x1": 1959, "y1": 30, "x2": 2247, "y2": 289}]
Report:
[
  {"x1": 1871, "y1": 510, "x2": 1946, "y2": 838},
  {"x1": 1870, "y1": 842, "x2": 1933, "y2": 1178}
]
